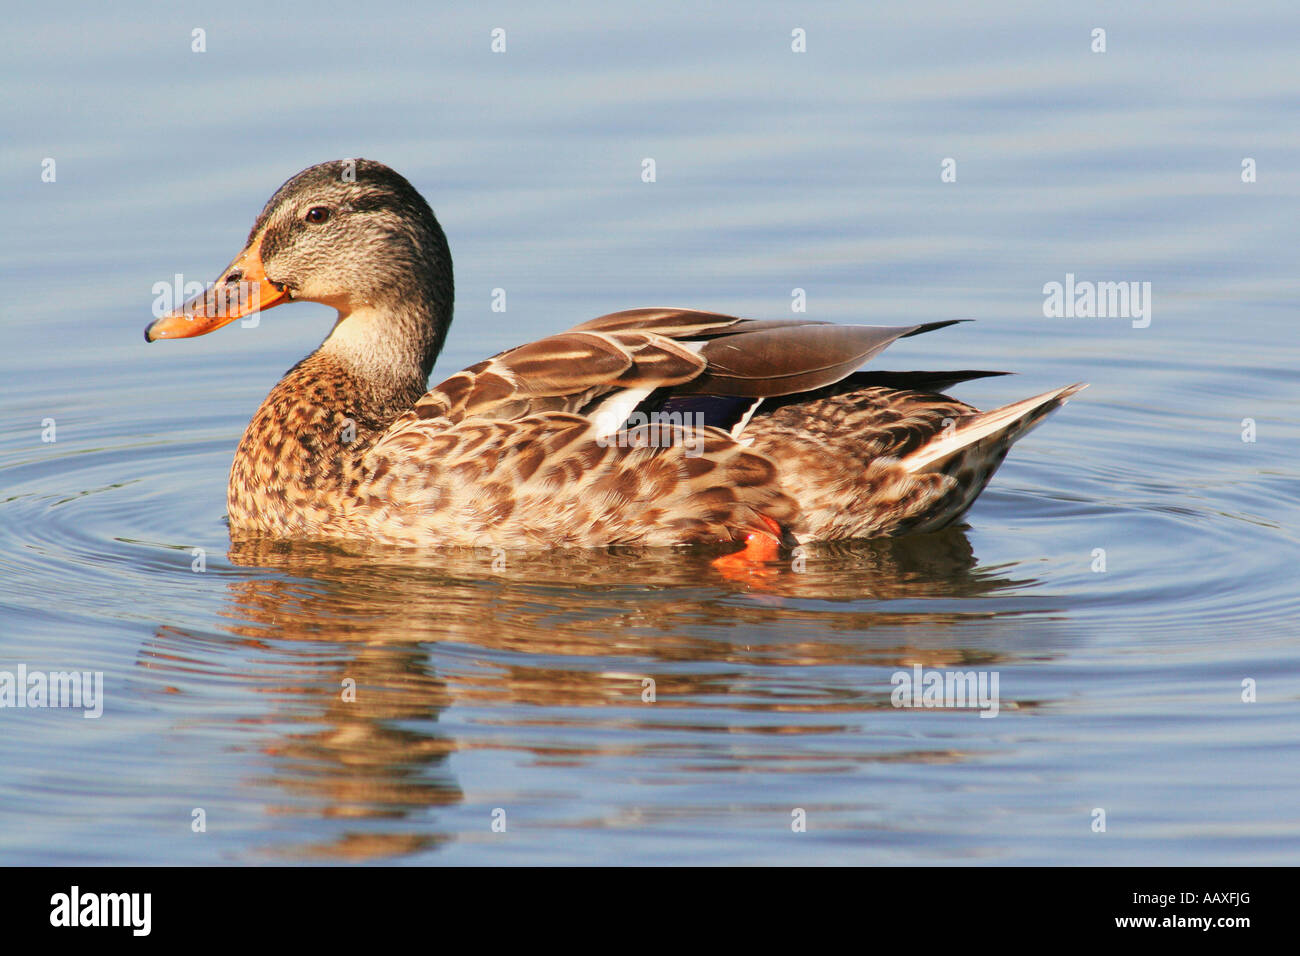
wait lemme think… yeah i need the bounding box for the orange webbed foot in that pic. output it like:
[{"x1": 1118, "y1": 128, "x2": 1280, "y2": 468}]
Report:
[{"x1": 711, "y1": 515, "x2": 784, "y2": 579}]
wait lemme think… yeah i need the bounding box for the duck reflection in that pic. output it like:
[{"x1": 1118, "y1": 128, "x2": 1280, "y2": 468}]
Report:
[{"x1": 140, "y1": 527, "x2": 1051, "y2": 860}]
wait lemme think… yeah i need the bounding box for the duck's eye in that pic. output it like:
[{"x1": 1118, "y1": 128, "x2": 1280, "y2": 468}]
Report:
[{"x1": 304, "y1": 206, "x2": 331, "y2": 224}]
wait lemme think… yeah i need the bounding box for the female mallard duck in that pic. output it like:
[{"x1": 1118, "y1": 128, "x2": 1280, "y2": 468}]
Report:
[{"x1": 145, "y1": 159, "x2": 1085, "y2": 560}]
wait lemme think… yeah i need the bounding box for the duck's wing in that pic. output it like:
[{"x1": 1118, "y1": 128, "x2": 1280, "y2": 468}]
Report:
[{"x1": 400, "y1": 308, "x2": 962, "y2": 429}]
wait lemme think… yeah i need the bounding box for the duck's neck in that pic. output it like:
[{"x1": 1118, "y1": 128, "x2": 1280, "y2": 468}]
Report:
[{"x1": 227, "y1": 297, "x2": 450, "y2": 537}]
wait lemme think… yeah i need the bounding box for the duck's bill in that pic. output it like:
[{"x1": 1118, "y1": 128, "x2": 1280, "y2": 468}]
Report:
[{"x1": 144, "y1": 244, "x2": 289, "y2": 341}]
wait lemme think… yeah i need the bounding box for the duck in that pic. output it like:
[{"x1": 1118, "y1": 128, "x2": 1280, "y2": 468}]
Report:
[{"x1": 144, "y1": 159, "x2": 1086, "y2": 561}]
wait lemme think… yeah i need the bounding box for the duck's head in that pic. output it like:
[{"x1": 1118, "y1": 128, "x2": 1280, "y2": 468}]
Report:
[{"x1": 145, "y1": 159, "x2": 454, "y2": 378}]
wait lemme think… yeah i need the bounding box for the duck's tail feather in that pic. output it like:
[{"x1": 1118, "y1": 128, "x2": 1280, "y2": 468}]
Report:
[{"x1": 901, "y1": 382, "x2": 1088, "y2": 476}]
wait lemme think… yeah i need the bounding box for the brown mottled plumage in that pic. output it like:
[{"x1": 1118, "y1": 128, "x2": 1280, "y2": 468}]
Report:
[{"x1": 145, "y1": 159, "x2": 1086, "y2": 554}]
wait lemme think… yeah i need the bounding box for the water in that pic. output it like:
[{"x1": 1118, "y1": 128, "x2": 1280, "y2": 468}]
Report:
[{"x1": 2, "y1": 1, "x2": 1298, "y2": 864}]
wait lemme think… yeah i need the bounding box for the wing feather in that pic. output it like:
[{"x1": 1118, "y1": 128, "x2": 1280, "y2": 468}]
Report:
[{"x1": 391, "y1": 309, "x2": 963, "y2": 441}]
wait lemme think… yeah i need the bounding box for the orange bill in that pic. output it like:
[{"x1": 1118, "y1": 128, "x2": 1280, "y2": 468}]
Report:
[{"x1": 144, "y1": 240, "x2": 289, "y2": 342}]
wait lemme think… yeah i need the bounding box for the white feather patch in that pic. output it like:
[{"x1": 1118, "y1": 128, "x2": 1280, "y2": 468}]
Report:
[
  {"x1": 587, "y1": 386, "x2": 655, "y2": 441},
  {"x1": 730, "y1": 399, "x2": 764, "y2": 439}
]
